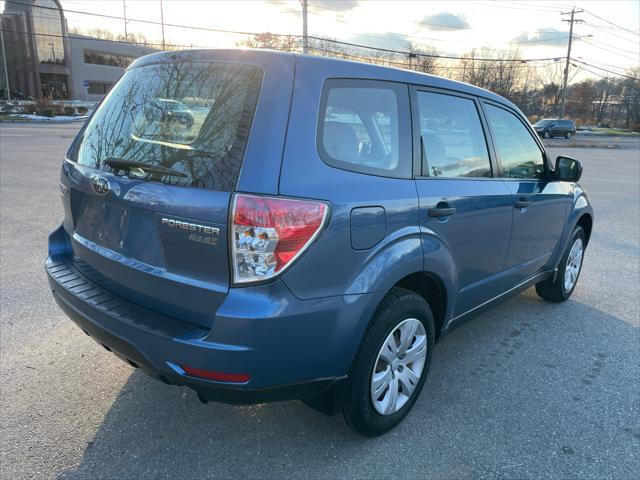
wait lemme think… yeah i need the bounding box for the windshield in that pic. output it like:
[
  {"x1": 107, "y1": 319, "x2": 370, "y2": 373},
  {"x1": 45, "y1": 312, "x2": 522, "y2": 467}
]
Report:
[{"x1": 69, "y1": 61, "x2": 263, "y2": 191}]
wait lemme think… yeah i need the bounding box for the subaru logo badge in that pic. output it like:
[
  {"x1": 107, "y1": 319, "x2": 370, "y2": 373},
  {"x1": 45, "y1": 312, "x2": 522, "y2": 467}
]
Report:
[{"x1": 92, "y1": 176, "x2": 111, "y2": 196}]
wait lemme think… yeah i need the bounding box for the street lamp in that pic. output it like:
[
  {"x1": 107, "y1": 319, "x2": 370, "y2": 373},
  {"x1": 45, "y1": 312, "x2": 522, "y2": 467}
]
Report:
[{"x1": 48, "y1": 42, "x2": 56, "y2": 63}]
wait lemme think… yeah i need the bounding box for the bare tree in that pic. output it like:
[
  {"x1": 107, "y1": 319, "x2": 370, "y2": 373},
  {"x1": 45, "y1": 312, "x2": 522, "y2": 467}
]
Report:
[
  {"x1": 457, "y1": 48, "x2": 525, "y2": 99},
  {"x1": 405, "y1": 43, "x2": 439, "y2": 74},
  {"x1": 237, "y1": 33, "x2": 299, "y2": 52},
  {"x1": 592, "y1": 77, "x2": 621, "y2": 125},
  {"x1": 618, "y1": 68, "x2": 640, "y2": 129},
  {"x1": 567, "y1": 79, "x2": 597, "y2": 123},
  {"x1": 69, "y1": 26, "x2": 162, "y2": 49}
]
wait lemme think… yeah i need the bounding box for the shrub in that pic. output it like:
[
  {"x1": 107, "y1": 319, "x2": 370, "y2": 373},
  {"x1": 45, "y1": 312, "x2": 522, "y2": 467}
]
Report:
[
  {"x1": 42, "y1": 108, "x2": 55, "y2": 117},
  {"x1": 77, "y1": 106, "x2": 88, "y2": 114},
  {"x1": 63, "y1": 106, "x2": 77, "y2": 116},
  {"x1": 23, "y1": 104, "x2": 38, "y2": 114}
]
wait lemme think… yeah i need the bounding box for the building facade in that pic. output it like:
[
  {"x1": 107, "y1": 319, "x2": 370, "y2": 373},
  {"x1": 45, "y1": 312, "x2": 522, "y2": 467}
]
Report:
[
  {"x1": 1, "y1": 0, "x2": 156, "y2": 100},
  {"x1": 1, "y1": 0, "x2": 73, "y2": 99},
  {"x1": 68, "y1": 35, "x2": 155, "y2": 101}
]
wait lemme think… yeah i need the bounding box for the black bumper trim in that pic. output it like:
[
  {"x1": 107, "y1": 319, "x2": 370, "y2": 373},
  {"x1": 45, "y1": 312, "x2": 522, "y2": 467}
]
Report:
[{"x1": 47, "y1": 255, "x2": 347, "y2": 406}]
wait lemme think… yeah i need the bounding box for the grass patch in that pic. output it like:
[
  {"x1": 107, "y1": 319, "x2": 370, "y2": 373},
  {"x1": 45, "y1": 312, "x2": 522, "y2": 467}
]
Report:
[{"x1": 583, "y1": 128, "x2": 640, "y2": 137}]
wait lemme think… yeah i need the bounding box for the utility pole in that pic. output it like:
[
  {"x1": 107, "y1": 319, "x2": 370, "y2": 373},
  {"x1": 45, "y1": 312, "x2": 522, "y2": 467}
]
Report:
[
  {"x1": 123, "y1": 0, "x2": 128, "y2": 42},
  {"x1": 0, "y1": 27, "x2": 10, "y2": 100},
  {"x1": 559, "y1": 7, "x2": 583, "y2": 118},
  {"x1": 160, "y1": 0, "x2": 166, "y2": 50},
  {"x1": 301, "y1": 0, "x2": 308, "y2": 54}
]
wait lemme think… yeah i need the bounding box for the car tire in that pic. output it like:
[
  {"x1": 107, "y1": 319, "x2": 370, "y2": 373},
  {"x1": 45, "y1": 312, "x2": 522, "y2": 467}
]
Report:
[
  {"x1": 341, "y1": 287, "x2": 435, "y2": 437},
  {"x1": 565, "y1": 131, "x2": 572, "y2": 139},
  {"x1": 536, "y1": 226, "x2": 586, "y2": 302},
  {"x1": 543, "y1": 131, "x2": 551, "y2": 139}
]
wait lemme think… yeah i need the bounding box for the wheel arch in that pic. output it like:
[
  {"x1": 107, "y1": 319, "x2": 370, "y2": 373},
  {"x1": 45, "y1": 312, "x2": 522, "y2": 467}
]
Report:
[
  {"x1": 394, "y1": 272, "x2": 448, "y2": 341},
  {"x1": 576, "y1": 213, "x2": 593, "y2": 246}
]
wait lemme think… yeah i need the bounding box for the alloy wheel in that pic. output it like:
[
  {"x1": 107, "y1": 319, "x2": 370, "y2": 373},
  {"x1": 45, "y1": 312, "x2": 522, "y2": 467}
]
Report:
[
  {"x1": 564, "y1": 238, "x2": 584, "y2": 292},
  {"x1": 370, "y1": 318, "x2": 427, "y2": 415}
]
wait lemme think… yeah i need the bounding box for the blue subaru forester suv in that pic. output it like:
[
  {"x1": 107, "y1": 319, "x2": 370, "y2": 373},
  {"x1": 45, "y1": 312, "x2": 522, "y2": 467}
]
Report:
[{"x1": 46, "y1": 49, "x2": 593, "y2": 436}]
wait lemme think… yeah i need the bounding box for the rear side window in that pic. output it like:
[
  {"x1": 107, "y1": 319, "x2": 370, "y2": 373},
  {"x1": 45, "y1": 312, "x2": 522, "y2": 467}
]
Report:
[
  {"x1": 484, "y1": 104, "x2": 545, "y2": 180},
  {"x1": 416, "y1": 91, "x2": 491, "y2": 178},
  {"x1": 69, "y1": 61, "x2": 263, "y2": 191},
  {"x1": 318, "y1": 79, "x2": 411, "y2": 178}
]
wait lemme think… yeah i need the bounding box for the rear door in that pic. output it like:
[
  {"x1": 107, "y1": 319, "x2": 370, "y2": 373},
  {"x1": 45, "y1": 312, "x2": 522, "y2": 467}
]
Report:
[
  {"x1": 61, "y1": 53, "x2": 291, "y2": 327},
  {"x1": 481, "y1": 102, "x2": 569, "y2": 287},
  {"x1": 412, "y1": 88, "x2": 514, "y2": 316}
]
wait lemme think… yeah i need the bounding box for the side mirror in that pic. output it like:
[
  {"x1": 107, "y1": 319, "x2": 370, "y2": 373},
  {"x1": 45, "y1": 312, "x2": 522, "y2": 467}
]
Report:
[{"x1": 555, "y1": 156, "x2": 583, "y2": 182}]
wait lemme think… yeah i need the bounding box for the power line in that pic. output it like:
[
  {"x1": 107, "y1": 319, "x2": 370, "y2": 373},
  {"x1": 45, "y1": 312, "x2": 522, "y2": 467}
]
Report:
[
  {"x1": 583, "y1": 9, "x2": 640, "y2": 37},
  {"x1": 306, "y1": 34, "x2": 559, "y2": 62},
  {"x1": 571, "y1": 62, "x2": 617, "y2": 80},
  {"x1": 572, "y1": 59, "x2": 639, "y2": 80},
  {"x1": 582, "y1": 37, "x2": 640, "y2": 57},
  {"x1": 579, "y1": 39, "x2": 640, "y2": 62},
  {"x1": 304, "y1": 3, "x2": 583, "y2": 44},
  {"x1": 583, "y1": 21, "x2": 640, "y2": 45},
  {"x1": 1, "y1": 0, "x2": 562, "y2": 63},
  {"x1": 310, "y1": 8, "x2": 585, "y2": 47},
  {"x1": 308, "y1": 45, "x2": 556, "y2": 70},
  {"x1": 0, "y1": 28, "x2": 208, "y2": 50}
]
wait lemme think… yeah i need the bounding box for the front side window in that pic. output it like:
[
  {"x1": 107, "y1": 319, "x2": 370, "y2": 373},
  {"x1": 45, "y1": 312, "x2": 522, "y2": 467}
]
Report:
[
  {"x1": 318, "y1": 79, "x2": 411, "y2": 178},
  {"x1": 69, "y1": 61, "x2": 263, "y2": 191},
  {"x1": 484, "y1": 104, "x2": 545, "y2": 180},
  {"x1": 416, "y1": 91, "x2": 491, "y2": 178}
]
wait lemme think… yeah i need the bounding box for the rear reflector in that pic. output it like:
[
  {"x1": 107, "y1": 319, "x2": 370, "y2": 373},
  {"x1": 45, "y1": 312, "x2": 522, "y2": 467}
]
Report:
[
  {"x1": 231, "y1": 194, "x2": 329, "y2": 284},
  {"x1": 181, "y1": 365, "x2": 250, "y2": 383}
]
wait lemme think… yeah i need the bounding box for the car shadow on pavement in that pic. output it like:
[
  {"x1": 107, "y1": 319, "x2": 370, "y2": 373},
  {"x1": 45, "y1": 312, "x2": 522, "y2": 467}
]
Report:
[{"x1": 57, "y1": 290, "x2": 639, "y2": 480}]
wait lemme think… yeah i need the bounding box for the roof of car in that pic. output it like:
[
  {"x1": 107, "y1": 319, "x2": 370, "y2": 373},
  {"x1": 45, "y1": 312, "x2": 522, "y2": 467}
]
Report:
[{"x1": 132, "y1": 48, "x2": 519, "y2": 111}]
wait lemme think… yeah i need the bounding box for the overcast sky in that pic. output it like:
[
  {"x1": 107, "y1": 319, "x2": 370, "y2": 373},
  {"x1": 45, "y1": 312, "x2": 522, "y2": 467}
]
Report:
[{"x1": 10, "y1": 1, "x2": 640, "y2": 80}]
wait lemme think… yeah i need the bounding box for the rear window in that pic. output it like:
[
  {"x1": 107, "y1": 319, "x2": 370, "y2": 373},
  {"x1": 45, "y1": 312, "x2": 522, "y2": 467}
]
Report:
[
  {"x1": 69, "y1": 61, "x2": 263, "y2": 191},
  {"x1": 317, "y1": 79, "x2": 411, "y2": 178}
]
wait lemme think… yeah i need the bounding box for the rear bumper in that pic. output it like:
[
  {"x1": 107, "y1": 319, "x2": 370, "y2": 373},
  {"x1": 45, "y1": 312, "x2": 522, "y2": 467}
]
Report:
[{"x1": 46, "y1": 226, "x2": 376, "y2": 406}]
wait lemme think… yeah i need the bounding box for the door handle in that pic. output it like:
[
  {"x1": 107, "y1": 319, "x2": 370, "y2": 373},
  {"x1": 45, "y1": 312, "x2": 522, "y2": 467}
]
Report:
[
  {"x1": 514, "y1": 197, "x2": 531, "y2": 209},
  {"x1": 428, "y1": 204, "x2": 456, "y2": 218}
]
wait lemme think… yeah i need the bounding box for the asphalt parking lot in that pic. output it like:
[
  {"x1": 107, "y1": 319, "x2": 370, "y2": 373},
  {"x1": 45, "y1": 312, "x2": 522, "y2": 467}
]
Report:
[{"x1": 1, "y1": 123, "x2": 639, "y2": 479}]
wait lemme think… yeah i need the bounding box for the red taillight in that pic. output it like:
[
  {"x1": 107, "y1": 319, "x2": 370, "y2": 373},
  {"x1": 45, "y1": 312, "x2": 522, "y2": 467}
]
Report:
[
  {"x1": 181, "y1": 365, "x2": 250, "y2": 383},
  {"x1": 231, "y1": 194, "x2": 328, "y2": 284}
]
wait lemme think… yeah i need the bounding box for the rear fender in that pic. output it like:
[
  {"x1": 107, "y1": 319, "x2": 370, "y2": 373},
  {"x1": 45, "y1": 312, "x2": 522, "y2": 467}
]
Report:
[
  {"x1": 345, "y1": 228, "x2": 423, "y2": 295},
  {"x1": 346, "y1": 227, "x2": 456, "y2": 322}
]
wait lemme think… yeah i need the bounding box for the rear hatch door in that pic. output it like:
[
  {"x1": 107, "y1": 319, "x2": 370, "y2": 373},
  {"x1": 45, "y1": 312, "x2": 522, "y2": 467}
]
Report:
[{"x1": 61, "y1": 53, "x2": 282, "y2": 327}]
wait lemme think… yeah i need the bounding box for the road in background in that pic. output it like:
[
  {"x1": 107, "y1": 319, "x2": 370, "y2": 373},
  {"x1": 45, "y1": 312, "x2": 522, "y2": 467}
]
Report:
[{"x1": 1, "y1": 123, "x2": 638, "y2": 479}]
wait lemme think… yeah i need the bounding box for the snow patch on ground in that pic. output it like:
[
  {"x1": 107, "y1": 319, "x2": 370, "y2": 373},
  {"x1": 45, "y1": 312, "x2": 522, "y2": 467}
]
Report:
[{"x1": 12, "y1": 114, "x2": 89, "y2": 122}]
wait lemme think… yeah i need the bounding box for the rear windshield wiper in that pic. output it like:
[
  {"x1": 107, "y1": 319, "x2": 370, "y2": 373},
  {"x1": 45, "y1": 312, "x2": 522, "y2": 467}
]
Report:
[{"x1": 102, "y1": 157, "x2": 187, "y2": 178}]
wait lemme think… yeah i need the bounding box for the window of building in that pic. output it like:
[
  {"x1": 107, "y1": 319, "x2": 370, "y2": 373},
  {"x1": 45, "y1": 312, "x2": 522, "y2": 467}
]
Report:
[
  {"x1": 87, "y1": 81, "x2": 113, "y2": 95},
  {"x1": 84, "y1": 49, "x2": 138, "y2": 68},
  {"x1": 318, "y1": 79, "x2": 411, "y2": 178},
  {"x1": 416, "y1": 91, "x2": 491, "y2": 178},
  {"x1": 32, "y1": 0, "x2": 65, "y2": 65},
  {"x1": 484, "y1": 104, "x2": 545, "y2": 180},
  {"x1": 40, "y1": 73, "x2": 68, "y2": 99}
]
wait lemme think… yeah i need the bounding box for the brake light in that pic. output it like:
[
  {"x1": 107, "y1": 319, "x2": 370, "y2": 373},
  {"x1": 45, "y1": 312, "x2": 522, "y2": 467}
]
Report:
[{"x1": 231, "y1": 194, "x2": 329, "y2": 284}]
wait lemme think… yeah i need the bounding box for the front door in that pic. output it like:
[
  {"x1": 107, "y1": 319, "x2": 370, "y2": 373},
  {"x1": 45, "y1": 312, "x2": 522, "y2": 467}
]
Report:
[
  {"x1": 482, "y1": 102, "x2": 569, "y2": 287},
  {"x1": 412, "y1": 89, "x2": 514, "y2": 317}
]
